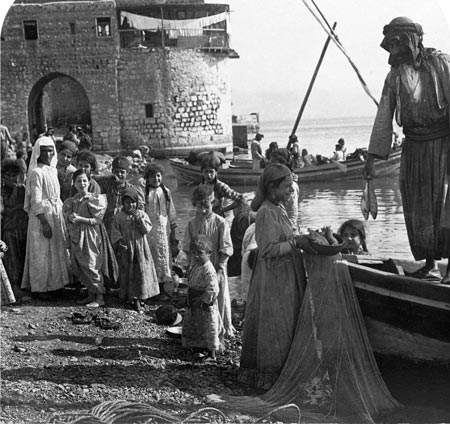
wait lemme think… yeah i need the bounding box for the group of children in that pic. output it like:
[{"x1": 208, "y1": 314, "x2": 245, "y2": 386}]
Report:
[
  {"x1": 1, "y1": 133, "x2": 371, "y2": 361},
  {"x1": 1, "y1": 141, "x2": 250, "y2": 359}
]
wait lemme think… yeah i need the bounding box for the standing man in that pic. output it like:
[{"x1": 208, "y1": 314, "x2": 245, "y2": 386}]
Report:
[
  {"x1": 250, "y1": 133, "x2": 264, "y2": 171},
  {"x1": 363, "y1": 17, "x2": 450, "y2": 283}
]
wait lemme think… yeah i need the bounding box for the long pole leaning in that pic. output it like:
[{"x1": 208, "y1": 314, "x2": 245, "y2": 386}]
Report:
[{"x1": 291, "y1": 22, "x2": 337, "y2": 136}]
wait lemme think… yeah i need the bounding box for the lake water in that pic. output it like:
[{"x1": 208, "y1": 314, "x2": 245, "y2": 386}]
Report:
[{"x1": 162, "y1": 116, "x2": 413, "y2": 261}]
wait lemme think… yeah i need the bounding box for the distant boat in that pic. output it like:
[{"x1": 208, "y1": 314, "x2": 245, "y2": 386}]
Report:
[
  {"x1": 170, "y1": 148, "x2": 402, "y2": 186},
  {"x1": 345, "y1": 256, "x2": 450, "y2": 364}
]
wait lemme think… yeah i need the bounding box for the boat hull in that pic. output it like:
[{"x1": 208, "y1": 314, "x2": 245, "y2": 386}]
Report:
[
  {"x1": 227, "y1": 258, "x2": 450, "y2": 363},
  {"x1": 347, "y1": 261, "x2": 450, "y2": 363},
  {"x1": 170, "y1": 149, "x2": 402, "y2": 185}
]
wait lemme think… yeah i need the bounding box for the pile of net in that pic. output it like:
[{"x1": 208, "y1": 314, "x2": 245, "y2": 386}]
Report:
[{"x1": 208, "y1": 254, "x2": 401, "y2": 423}]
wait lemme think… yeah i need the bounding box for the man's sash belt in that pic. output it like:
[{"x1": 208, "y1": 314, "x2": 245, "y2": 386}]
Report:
[{"x1": 404, "y1": 122, "x2": 450, "y2": 141}]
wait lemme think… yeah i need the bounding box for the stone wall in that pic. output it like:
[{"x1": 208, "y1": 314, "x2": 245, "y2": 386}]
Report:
[
  {"x1": 0, "y1": 0, "x2": 121, "y2": 151},
  {"x1": 118, "y1": 48, "x2": 232, "y2": 155},
  {"x1": 1, "y1": 0, "x2": 235, "y2": 155}
]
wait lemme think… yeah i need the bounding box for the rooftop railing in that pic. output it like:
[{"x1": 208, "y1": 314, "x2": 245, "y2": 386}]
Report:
[{"x1": 119, "y1": 28, "x2": 230, "y2": 51}]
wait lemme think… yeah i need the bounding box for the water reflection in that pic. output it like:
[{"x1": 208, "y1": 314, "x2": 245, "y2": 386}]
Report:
[{"x1": 161, "y1": 161, "x2": 412, "y2": 261}]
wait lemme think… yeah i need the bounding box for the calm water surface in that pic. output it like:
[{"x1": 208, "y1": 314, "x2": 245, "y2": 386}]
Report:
[{"x1": 161, "y1": 161, "x2": 412, "y2": 261}]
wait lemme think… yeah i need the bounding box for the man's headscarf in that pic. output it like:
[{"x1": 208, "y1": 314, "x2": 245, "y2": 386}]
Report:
[
  {"x1": 28, "y1": 136, "x2": 57, "y2": 175},
  {"x1": 381, "y1": 17, "x2": 424, "y2": 66},
  {"x1": 251, "y1": 163, "x2": 292, "y2": 211},
  {"x1": 24, "y1": 136, "x2": 57, "y2": 213}
]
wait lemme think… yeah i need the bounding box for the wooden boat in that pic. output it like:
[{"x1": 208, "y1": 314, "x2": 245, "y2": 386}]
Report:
[
  {"x1": 228, "y1": 255, "x2": 450, "y2": 364},
  {"x1": 170, "y1": 148, "x2": 402, "y2": 186},
  {"x1": 344, "y1": 255, "x2": 450, "y2": 364}
]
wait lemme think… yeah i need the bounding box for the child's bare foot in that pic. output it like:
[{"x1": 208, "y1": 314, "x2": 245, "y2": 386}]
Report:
[
  {"x1": 86, "y1": 294, "x2": 105, "y2": 308},
  {"x1": 133, "y1": 299, "x2": 144, "y2": 314}
]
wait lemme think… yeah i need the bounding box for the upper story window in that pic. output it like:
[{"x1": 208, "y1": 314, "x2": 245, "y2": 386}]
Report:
[
  {"x1": 96, "y1": 17, "x2": 112, "y2": 37},
  {"x1": 24, "y1": 20, "x2": 38, "y2": 40}
]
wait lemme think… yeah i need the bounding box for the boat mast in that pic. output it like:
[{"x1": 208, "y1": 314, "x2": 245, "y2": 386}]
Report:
[{"x1": 291, "y1": 22, "x2": 337, "y2": 137}]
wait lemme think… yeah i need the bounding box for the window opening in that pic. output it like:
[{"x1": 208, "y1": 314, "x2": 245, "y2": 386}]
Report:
[
  {"x1": 24, "y1": 20, "x2": 38, "y2": 40},
  {"x1": 96, "y1": 17, "x2": 112, "y2": 37},
  {"x1": 145, "y1": 104, "x2": 154, "y2": 118}
]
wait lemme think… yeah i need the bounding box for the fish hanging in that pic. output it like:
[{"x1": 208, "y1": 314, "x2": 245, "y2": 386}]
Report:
[{"x1": 361, "y1": 179, "x2": 378, "y2": 220}]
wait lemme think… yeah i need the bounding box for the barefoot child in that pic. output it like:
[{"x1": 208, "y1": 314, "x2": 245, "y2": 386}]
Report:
[
  {"x1": 183, "y1": 186, "x2": 234, "y2": 337},
  {"x1": 110, "y1": 188, "x2": 159, "y2": 313},
  {"x1": 63, "y1": 169, "x2": 118, "y2": 308},
  {"x1": 182, "y1": 235, "x2": 221, "y2": 358}
]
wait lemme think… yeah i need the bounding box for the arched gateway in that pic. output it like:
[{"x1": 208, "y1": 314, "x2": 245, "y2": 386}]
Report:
[{"x1": 28, "y1": 72, "x2": 92, "y2": 141}]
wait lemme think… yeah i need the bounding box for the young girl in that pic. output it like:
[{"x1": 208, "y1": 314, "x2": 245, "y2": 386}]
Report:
[
  {"x1": 63, "y1": 169, "x2": 118, "y2": 308},
  {"x1": 199, "y1": 155, "x2": 244, "y2": 226},
  {"x1": 239, "y1": 164, "x2": 310, "y2": 389},
  {"x1": 338, "y1": 219, "x2": 368, "y2": 255},
  {"x1": 110, "y1": 187, "x2": 159, "y2": 313},
  {"x1": 182, "y1": 186, "x2": 234, "y2": 337},
  {"x1": 71, "y1": 150, "x2": 101, "y2": 197},
  {"x1": 97, "y1": 156, "x2": 144, "y2": 235},
  {"x1": 56, "y1": 140, "x2": 78, "y2": 202},
  {"x1": 182, "y1": 235, "x2": 221, "y2": 359},
  {"x1": 144, "y1": 163, "x2": 177, "y2": 294}
]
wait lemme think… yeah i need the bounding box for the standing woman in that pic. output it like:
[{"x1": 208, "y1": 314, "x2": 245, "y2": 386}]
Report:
[
  {"x1": 21, "y1": 137, "x2": 71, "y2": 298},
  {"x1": 238, "y1": 163, "x2": 309, "y2": 389}
]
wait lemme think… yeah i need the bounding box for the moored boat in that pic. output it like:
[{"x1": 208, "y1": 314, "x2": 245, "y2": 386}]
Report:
[
  {"x1": 228, "y1": 255, "x2": 450, "y2": 364},
  {"x1": 170, "y1": 148, "x2": 402, "y2": 186},
  {"x1": 344, "y1": 256, "x2": 450, "y2": 363}
]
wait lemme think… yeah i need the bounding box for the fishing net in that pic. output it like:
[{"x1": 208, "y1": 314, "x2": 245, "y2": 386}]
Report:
[{"x1": 209, "y1": 254, "x2": 401, "y2": 423}]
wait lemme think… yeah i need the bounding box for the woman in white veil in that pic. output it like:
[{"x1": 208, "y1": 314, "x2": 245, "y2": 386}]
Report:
[{"x1": 21, "y1": 136, "x2": 71, "y2": 298}]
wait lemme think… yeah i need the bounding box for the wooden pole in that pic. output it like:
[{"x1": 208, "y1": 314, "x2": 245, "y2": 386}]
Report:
[
  {"x1": 161, "y1": 6, "x2": 165, "y2": 48},
  {"x1": 291, "y1": 22, "x2": 337, "y2": 136}
]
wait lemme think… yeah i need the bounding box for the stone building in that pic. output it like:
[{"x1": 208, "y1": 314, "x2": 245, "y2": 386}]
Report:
[{"x1": 0, "y1": 0, "x2": 238, "y2": 154}]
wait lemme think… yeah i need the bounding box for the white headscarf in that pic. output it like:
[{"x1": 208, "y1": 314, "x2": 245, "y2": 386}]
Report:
[
  {"x1": 24, "y1": 136, "x2": 58, "y2": 212},
  {"x1": 27, "y1": 136, "x2": 57, "y2": 175}
]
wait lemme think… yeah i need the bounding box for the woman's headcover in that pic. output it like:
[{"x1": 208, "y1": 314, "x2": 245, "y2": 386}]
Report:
[
  {"x1": 121, "y1": 187, "x2": 140, "y2": 204},
  {"x1": 251, "y1": 163, "x2": 292, "y2": 211}
]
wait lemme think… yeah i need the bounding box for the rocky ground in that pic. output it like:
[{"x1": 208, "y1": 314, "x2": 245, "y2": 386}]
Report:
[
  {"x1": 0, "y1": 289, "x2": 255, "y2": 423},
  {"x1": 2, "y1": 287, "x2": 450, "y2": 424}
]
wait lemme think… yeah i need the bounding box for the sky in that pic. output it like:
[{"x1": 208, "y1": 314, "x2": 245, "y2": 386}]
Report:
[
  {"x1": 1, "y1": 0, "x2": 450, "y2": 122},
  {"x1": 219, "y1": 0, "x2": 450, "y2": 121}
]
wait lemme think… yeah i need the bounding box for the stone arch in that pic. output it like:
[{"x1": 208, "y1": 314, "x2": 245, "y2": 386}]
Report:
[{"x1": 27, "y1": 72, "x2": 91, "y2": 140}]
